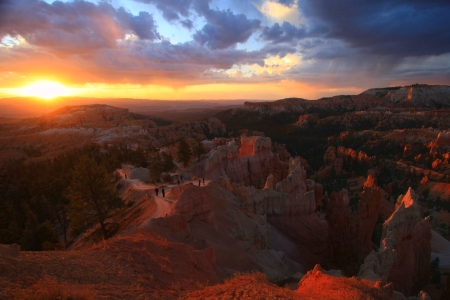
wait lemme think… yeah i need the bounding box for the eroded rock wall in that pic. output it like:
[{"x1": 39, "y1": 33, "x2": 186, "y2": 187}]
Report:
[
  {"x1": 359, "y1": 188, "x2": 432, "y2": 296},
  {"x1": 204, "y1": 136, "x2": 288, "y2": 188},
  {"x1": 325, "y1": 176, "x2": 382, "y2": 274}
]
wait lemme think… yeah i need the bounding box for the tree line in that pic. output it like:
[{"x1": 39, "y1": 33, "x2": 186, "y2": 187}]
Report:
[{"x1": 0, "y1": 144, "x2": 146, "y2": 250}]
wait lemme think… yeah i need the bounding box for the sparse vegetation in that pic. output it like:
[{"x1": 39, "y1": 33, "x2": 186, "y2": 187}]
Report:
[{"x1": 14, "y1": 276, "x2": 95, "y2": 300}]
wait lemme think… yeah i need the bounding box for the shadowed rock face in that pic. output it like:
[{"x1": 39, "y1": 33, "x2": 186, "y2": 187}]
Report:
[
  {"x1": 324, "y1": 175, "x2": 382, "y2": 274},
  {"x1": 203, "y1": 137, "x2": 387, "y2": 272},
  {"x1": 436, "y1": 131, "x2": 450, "y2": 147},
  {"x1": 359, "y1": 188, "x2": 432, "y2": 296},
  {"x1": 204, "y1": 136, "x2": 289, "y2": 188}
]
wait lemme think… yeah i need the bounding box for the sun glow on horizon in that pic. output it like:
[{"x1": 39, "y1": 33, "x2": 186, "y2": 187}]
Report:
[{"x1": 16, "y1": 80, "x2": 71, "y2": 100}]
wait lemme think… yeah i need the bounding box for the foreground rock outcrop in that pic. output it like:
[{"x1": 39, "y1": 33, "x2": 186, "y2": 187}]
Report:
[{"x1": 359, "y1": 188, "x2": 432, "y2": 296}]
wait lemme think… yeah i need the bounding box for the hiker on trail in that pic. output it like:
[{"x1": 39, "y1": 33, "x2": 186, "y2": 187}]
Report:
[
  {"x1": 202, "y1": 177, "x2": 205, "y2": 185},
  {"x1": 177, "y1": 179, "x2": 180, "y2": 185},
  {"x1": 198, "y1": 179, "x2": 201, "y2": 186},
  {"x1": 180, "y1": 175, "x2": 183, "y2": 183},
  {"x1": 155, "y1": 187, "x2": 159, "y2": 196},
  {"x1": 162, "y1": 187, "x2": 165, "y2": 198}
]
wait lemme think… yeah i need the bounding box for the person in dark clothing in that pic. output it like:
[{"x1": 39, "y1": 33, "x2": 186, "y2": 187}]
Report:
[
  {"x1": 198, "y1": 179, "x2": 201, "y2": 186},
  {"x1": 155, "y1": 187, "x2": 159, "y2": 196},
  {"x1": 180, "y1": 175, "x2": 183, "y2": 183},
  {"x1": 177, "y1": 179, "x2": 180, "y2": 185},
  {"x1": 162, "y1": 187, "x2": 165, "y2": 197},
  {"x1": 202, "y1": 177, "x2": 205, "y2": 185}
]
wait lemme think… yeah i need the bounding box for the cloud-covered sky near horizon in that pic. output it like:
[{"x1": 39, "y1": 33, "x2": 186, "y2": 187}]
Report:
[{"x1": 0, "y1": 0, "x2": 449, "y2": 99}]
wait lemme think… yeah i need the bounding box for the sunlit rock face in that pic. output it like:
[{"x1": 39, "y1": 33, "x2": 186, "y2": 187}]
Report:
[{"x1": 359, "y1": 188, "x2": 432, "y2": 296}]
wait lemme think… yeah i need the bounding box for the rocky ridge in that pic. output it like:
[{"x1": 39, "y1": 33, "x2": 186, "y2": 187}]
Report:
[{"x1": 242, "y1": 85, "x2": 450, "y2": 114}]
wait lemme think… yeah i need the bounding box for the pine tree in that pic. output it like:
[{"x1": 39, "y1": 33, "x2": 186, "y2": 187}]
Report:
[
  {"x1": 66, "y1": 156, "x2": 123, "y2": 240},
  {"x1": 162, "y1": 152, "x2": 176, "y2": 173},
  {"x1": 177, "y1": 139, "x2": 192, "y2": 167},
  {"x1": 193, "y1": 140, "x2": 206, "y2": 160},
  {"x1": 148, "y1": 153, "x2": 164, "y2": 183}
]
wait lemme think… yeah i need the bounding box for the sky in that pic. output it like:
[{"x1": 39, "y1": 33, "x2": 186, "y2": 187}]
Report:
[{"x1": 0, "y1": 0, "x2": 449, "y2": 100}]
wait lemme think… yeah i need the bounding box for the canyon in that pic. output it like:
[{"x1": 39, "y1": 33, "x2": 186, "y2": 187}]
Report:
[{"x1": 1, "y1": 84, "x2": 450, "y2": 299}]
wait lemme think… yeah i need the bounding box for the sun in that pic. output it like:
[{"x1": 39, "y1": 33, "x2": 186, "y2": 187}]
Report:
[{"x1": 17, "y1": 80, "x2": 71, "y2": 100}]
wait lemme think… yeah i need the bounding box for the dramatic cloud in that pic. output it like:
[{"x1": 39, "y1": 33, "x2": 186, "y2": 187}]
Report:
[
  {"x1": 193, "y1": 9, "x2": 261, "y2": 49},
  {"x1": 136, "y1": 0, "x2": 206, "y2": 22},
  {"x1": 300, "y1": 0, "x2": 450, "y2": 57},
  {"x1": 260, "y1": 22, "x2": 307, "y2": 44},
  {"x1": 0, "y1": 0, "x2": 160, "y2": 55},
  {"x1": 139, "y1": 0, "x2": 261, "y2": 49}
]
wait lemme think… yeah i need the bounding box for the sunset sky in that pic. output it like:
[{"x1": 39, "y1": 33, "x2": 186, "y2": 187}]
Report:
[{"x1": 0, "y1": 0, "x2": 449, "y2": 100}]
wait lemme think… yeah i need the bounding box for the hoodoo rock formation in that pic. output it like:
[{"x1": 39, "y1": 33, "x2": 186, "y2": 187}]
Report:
[
  {"x1": 204, "y1": 136, "x2": 289, "y2": 188},
  {"x1": 193, "y1": 138, "x2": 393, "y2": 275},
  {"x1": 324, "y1": 146, "x2": 376, "y2": 167},
  {"x1": 324, "y1": 175, "x2": 383, "y2": 274},
  {"x1": 359, "y1": 188, "x2": 432, "y2": 296}
]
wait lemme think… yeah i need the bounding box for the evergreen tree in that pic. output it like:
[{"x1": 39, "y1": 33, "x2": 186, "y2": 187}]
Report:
[
  {"x1": 66, "y1": 156, "x2": 123, "y2": 240},
  {"x1": 162, "y1": 152, "x2": 176, "y2": 173},
  {"x1": 19, "y1": 211, "x2": 58, "y2": 251},
  {"x1": 19, "y1": 210, "x2": 39, "y2": 250},
  {"x1": 148, "y1": 153, "x2": 164, "y2": 183},
  {"x1": 177, "y1": 139, "x2": 192, "y2": 167},
  {"x1": 193, "y1": 140, "x2": 206, "y2": 160}
]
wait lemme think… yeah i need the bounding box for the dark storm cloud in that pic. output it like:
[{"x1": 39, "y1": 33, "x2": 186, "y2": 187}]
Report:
[
  {"x1": 116, "y1": 8, "x2": 161, "y2": 40},
  {"x1": 0, "y1": 0, "x2": 160, "y2": 55},
  {"x1": 300, "y1": 0, "x2": 450, "y2": 57},
  {"x1": 260, "y1": 22, "x2": 307, "y2": 44},
  {"x1": 136, "y1": 0, "x2": 210, "y2": 21},
  {"x1": 193, "y1": 9, "x2": 261, "y2": 49}
]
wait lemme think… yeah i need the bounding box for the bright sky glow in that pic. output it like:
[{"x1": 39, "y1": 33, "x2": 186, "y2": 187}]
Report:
[{"x1": 14, "y1": 81, "x2": 73, "y2": 100}]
